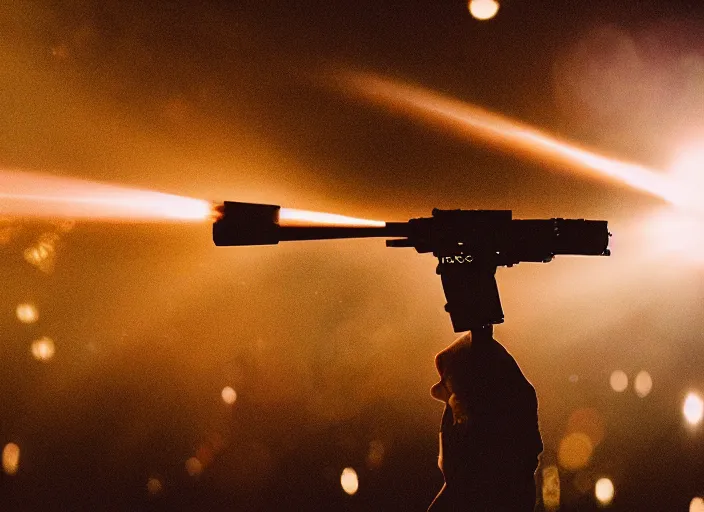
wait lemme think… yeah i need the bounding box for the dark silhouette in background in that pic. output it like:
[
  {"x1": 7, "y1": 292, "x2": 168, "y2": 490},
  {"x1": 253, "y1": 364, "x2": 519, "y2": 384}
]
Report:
[{"x1": 428, "y1": 326, "x2": 543, "y2": 511}]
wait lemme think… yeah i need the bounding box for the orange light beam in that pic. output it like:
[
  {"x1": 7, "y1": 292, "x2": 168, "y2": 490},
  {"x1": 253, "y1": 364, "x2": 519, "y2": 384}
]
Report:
[
  {"x1": 0, "y1": 171, "x2": 386, "y2": 227},
  {"x1": 339, "y1": 71, "x2": 687, "y2": 208},
  {"x1": 0, "y1": 170, "x2": 212, "y2": 222},
  {"x1": 279, "y1": 208, "x2": 385, "y2": 227}
]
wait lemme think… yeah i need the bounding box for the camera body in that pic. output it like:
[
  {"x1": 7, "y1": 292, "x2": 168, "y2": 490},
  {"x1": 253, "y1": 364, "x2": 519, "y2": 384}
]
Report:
[
  {"x1": 388, "y1": 209, "x2": 609, "y2": 331},
  {"x1": 213, "y1": 202, "x2": 610, "y2": 332}
]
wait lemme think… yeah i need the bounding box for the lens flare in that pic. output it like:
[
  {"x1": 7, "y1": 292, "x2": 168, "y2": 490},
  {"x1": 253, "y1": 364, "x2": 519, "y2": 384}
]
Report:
[
  {"x1": 31, "y1": 336, "x2": 56, "y2": 361},
  {"x1": 338, "y1": 72, "x2": 692, "y2": 208},
  {"x1": 279, "y1": 208, "x2": 384, "y2": 227},
  {"x1": 221, "y1": 386, "x2": 237, "y2": 405},
  {"x1": 558, "y1": 432, "x2": 593, "y2": 471},
  {"x1": 146, "y1": 477, "x2": 163, "y2": 495},
  {"x1": 634, "y1": 370, "x2": 653, "y2": 398},
  {"x1": 16, "y1": 303, "x2": 39, "y2": 324},
  {"x1": 642, "y1": 209, "x2": 704, "y2": 262},
  {"x1": 0, "y1": 170, "x2": 212, "y2": 222},
  {"x1": 609, "y1": 370, "x2": 628, "y2": 392},
  {"x1": 683, "y1": 392, "x2": 704, "y2": 426},
  {"x1": 185, "y1": 457, "x2": 203, "y2": 477},
  {"x1": 2, "y1": 443, "x2": 20, "y2": 476},
  {"x1": 670, "y1": 145, "x2": 704, "y2": 202},
  {"x1": 340, "y1": 467, "x2": 359, "y2": 495},
  {"x1": 595, "y1": 477, "x2": 615, "y2": 505},
  {"x1": 468, "y1": 0, "x2": 499, "y2": 20},
  {"x1": 691, "y1": 497, "x2": 704, "y2": 512}
]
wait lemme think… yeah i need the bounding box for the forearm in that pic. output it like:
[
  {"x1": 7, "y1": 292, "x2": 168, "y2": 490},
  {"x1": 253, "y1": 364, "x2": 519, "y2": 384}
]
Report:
[{"x1": 437, "y1": 409, "x2": 540, "y2": 510}]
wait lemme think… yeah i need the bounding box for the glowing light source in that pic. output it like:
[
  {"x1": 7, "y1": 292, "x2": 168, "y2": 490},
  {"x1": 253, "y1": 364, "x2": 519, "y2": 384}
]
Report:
[
  {"x1": 683, "y1": 392, "x2": 704, "y2": 426},
  {"x1": 340, "y1": 467, "x2": 359, "y2": 495},
  {"x1": 691, "y1": 497, "x2": 704, "y2": 512},
  {"x1": 2, "y1": 443, "x2": 20, "y2": 476},
  {"x1": 642, "y1": 209, "x2": 704, "y2": 262},
  {"x1": 31, "y1": 336, "x2": 55, "y2": 361},
  {"x1": 558, "y1": 432, "x2": 593, "y2": 471},
  {"x1": 185, "y1": 457, "x2": 203, "y2": 477},
  {"x1": 634, "y1": 370, "x2": 653, "y2": 398},
  {"x1": 609, "y1": 370, "x2": 628, "y2": 392},
  {"x1": 541, "y1": 465, "x2": 560, "y2": 510},
  {"x1": 16, "y1": 303, "x2": 39, "y2": 324},
  {"x1": 147, "y1": 477, "x2": 163, "y2": 495},
  {"x1": 0, "y1": 170, "x2": 212, "y2": 223},
  {"x1": 670, "y1": 145, "x2": 704, "y2": 205},
  {"x1": 221, "y1": 386, "x2": 237, "y2": 405},
  {"x1": 595, "y1": 478, "x2": 614, "y2": 505},
  {"x1": 468, "y1": 0, "x2": 499, "y2": 20},
  {"x1": 279, "y1": 208, "x2": 384, "y2": 227}
]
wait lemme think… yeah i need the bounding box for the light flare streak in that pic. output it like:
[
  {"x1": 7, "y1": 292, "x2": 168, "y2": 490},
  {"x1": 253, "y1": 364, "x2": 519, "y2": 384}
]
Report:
[
  {"x1": 0, "y1": 170, "x2": 212, "y2": 222},
  {"x1": 279, "y1": 208, "x2": 385, "y2": 227},
  {"x1": 339, "y1": 72, "x2": 694, "y2": 209},
  {"x1": 0, "y1": 171, "x2": 385, "y2": 228}
]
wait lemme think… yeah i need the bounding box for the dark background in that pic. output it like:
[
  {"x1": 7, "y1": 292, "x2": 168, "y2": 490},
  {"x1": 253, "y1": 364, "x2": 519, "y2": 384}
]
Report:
[{"x1": 1, "y1": 1, "x2": 704, "y2": 510}]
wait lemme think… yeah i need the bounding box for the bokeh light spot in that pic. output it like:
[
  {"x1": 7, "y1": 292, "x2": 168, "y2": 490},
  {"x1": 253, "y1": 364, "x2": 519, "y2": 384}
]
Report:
[
  {"x1": 340, "y1": 467, "x2": 359, "y2": 495},
  {"x1": 196, "y1": 443, "x2": 215, "y2": 467},
  {"x1": 31, "y1": 336, "x2": 55, "y2": 362},
  {"x1": 16, "y1": 303, "x2": 38, "y2": 324},
  {"x1": 366, "y1": 440, "x2": 385, "y2": 469},
  {"x1": 633, "y1": 370, "x2": 653, "y2": 398},
  {"x1": 185, "y1": 457, "x2": 203, "y2": 477},
  {"x1": 558, "y1": 432, "x2": 593, "y2": 471},
  {"x1": 146, "y1": 477, "x2": 163, "y2": 495},
  {"x1": 691, "y1": 497, "x2": 704, "y2": 512},
  {"x1": 595, "y1": 477, "x2": 614, "y2": 505},
  {"x1": 2, "y1": 443, "x2": 20, "y2": 476},
  {"x1": 468, "y1": 0, "x2": 499, "y2": 20},
  {"x1": 609, "y1": 370, "x2": 628, "y2": 392},
  {"x1": 541, "y1": 465, "x2": 560, "y2": 510},
  {"x1": 567, "y1": 408, "x2": 605, "y2": 447},
  {"x1": 683, "y1": 392, "x2": 704, "y2": 426},
  {"x1": 221, "y1": 386, "x2": 237, "y2": 405}
]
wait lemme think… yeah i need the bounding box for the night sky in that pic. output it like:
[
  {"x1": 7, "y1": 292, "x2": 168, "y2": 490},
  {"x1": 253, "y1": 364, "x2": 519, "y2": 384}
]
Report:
[{"x1": 1, "y1": 1, "x2": 704, "y2": 510}]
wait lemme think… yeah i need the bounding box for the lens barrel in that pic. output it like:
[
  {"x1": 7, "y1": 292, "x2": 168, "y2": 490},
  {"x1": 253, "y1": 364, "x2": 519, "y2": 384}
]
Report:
[{"x1": 213, "y1": 201, "x2": 281, "y2": 246}]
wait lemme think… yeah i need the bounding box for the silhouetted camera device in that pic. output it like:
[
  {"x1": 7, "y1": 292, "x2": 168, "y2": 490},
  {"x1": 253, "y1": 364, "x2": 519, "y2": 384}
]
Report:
[{"x1": 213, "y1": 202, "x2": 610, "y2": 332}]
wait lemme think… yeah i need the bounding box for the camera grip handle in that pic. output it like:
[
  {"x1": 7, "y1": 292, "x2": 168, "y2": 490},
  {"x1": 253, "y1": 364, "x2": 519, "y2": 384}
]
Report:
[{"x1": 436, "y1": 255, "x2": 504, "y2": 332}]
